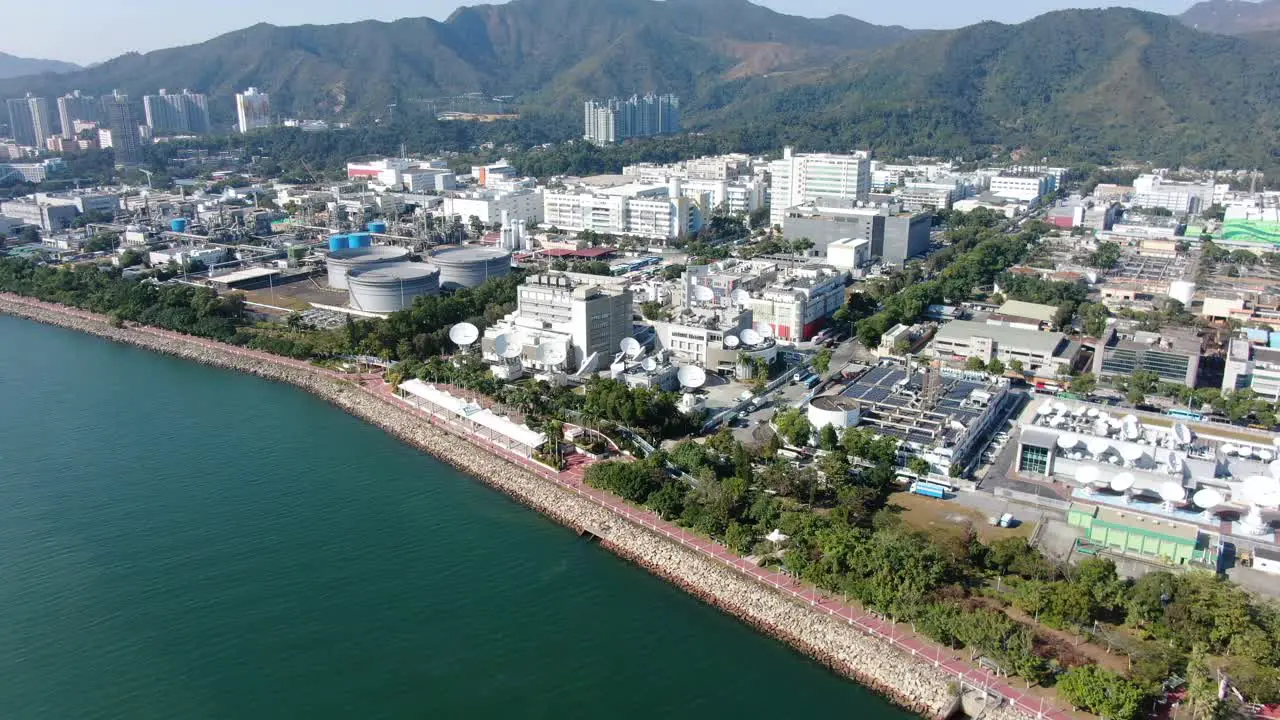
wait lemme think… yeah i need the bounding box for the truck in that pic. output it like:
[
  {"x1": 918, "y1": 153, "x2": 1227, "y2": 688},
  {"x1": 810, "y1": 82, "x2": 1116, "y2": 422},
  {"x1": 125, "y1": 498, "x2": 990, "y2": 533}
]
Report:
[
  {"x1": 805, "y1": 375, "x2": 821, "y2": 389},
  {"x1": 909, "y1": 481, "x2": 947, "y2": 499}
]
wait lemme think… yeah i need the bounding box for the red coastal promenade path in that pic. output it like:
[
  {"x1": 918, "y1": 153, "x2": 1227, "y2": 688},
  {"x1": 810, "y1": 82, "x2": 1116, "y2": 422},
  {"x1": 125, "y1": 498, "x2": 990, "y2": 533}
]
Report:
[{"x1": 3, "y1": 293, "x2": 1072, "y2": 720}]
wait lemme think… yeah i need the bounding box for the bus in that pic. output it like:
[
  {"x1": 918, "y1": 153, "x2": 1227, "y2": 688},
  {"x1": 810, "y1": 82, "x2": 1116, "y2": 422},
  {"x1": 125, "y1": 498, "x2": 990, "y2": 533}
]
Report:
[{"x1": 1165, "y1": 408, "x2": 1203, "y2": 422}]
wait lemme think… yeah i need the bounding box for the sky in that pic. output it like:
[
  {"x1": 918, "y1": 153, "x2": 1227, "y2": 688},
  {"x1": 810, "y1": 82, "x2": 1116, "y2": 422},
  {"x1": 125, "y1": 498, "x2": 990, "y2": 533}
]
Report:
[{"x1": 6, "y1": 0, "x2": 1201, "y2": 66}]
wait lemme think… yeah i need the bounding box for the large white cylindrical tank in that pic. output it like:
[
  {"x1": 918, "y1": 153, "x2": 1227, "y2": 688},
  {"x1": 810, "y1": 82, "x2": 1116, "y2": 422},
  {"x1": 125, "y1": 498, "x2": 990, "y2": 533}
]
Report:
[
  {"x1": 325, "y1": 245, "x2": 410, "y2": 289},
  {"x1": 806, "y1": 396, "x2": 861, "y2": 431},
  {"x1": 429, "y1": 246, "x2": 512, "y2": 290},
  {"x1": 1169, "y1": 280, "x2": 1196, "y2": 306},
  {"x1": 347, "y1": 262, "x2": 441, "y2": 313}
]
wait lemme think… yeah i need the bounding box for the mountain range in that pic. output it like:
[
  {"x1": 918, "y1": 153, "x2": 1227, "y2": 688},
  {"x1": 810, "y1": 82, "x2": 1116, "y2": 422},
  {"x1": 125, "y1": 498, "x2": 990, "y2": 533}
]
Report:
[
  {"x1": 0, "y1": 52, "x2": 78, "y2": 80},
  {"x1": 0, "y1": 0, "x2": 1277, "y2": 169},
  {"x1": 1179, "y1": 0, "x2": 1280, "y2": 34}
]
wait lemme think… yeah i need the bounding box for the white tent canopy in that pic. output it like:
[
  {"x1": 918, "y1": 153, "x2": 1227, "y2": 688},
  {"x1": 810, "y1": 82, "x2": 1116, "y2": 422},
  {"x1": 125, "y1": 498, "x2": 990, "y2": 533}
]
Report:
[{"x1": 399, "y1": 379, "x2": 548, "y2": 450}]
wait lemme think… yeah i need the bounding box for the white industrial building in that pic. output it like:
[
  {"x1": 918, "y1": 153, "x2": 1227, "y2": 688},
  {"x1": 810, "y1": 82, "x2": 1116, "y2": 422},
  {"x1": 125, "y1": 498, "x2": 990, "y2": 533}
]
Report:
[
  {"x1": 769, "y1": 147, "x2": 872, "y2": 228},
  {"x1": 825, "y1": 237, "x2": 873, "y2": 270},
  {"x1": 1133, "y1": 174, "x2": 1228, "y2": 216},
  {"x1": 988, "y1": 172, "x2": 1056, "y2": 203},
  {"x1": 542, "y1": 180, "x2": 698, "y2": 240},
  {"x1": 929, "y1": 320, "x2": 1084, "y2": 379},
  {"x1": 745, "y1": 267, "x2": 848, "y2": 342},
  {"x1": 443, "y1": 188, "x2": 544, "y2": 226}
]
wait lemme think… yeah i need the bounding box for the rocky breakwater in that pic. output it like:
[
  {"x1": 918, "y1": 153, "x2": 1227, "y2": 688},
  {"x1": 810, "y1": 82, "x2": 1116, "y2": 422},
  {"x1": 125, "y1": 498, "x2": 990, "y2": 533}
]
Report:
[{"x1": 0, "y1": 295, "x2": 1037, "y2": 720}]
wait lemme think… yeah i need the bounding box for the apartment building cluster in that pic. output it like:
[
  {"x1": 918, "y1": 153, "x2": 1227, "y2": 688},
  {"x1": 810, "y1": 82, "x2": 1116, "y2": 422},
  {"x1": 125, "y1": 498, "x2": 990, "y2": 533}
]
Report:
[{"x1": 583, "y1": 94, "x2": 680, "y2": 145}]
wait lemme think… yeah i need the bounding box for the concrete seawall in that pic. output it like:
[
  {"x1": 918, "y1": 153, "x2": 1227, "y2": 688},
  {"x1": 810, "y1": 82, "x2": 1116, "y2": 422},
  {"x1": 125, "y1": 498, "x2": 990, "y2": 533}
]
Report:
[{"x1": 0, "y1": 294, "x2": 1037, "y2": 720}]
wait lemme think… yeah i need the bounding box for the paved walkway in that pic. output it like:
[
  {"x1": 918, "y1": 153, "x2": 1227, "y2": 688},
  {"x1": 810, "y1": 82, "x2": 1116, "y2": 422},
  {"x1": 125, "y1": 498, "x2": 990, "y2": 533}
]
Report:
[{"x1": 2, "y1": 293, "x2": 1070, "y2": 720}]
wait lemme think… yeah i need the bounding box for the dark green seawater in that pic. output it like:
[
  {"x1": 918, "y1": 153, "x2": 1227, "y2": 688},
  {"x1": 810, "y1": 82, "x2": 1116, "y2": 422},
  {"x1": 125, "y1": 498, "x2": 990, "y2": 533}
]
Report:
[{"x1": 0, "y1": 315, "x2": 913, "y2": 719}]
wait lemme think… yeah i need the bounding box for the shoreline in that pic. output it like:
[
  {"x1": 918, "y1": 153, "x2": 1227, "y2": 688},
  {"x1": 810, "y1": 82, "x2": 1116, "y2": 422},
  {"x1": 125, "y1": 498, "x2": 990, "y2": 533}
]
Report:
[{"x1": 0, "y1": 294, "x2": 1037, "y2": 720}]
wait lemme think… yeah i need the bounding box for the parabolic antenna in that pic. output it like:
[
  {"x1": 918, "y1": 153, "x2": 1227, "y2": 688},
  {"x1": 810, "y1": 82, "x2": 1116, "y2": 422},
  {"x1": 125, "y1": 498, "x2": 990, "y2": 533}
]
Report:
[
  {"x1": 495, "y1": 333, "x2": 522, "y2": 359},
  {"x1": 1159, "y1": 481, "x2": 1187, "y2": 504},
  {"x1": 1193, "y1": 488, "x2": 1224, "y2": 509},
  {"x1": 1035, "y1": 403, "x2": 1053, "y2": 416},
  {"x1": 1093, "y1": 419, "x2": 1110, "y2": 436},
  {"x1": 1052, "y1": 401, "x2": 1068, "y2": 414},
  {"x1": 756, "y1": 323, "x2": 774, "y2": 340},
  {"x1": 1057, "y1": 434, "x2": 1080, "y2": 450},
  {"x1": 1239, "y1": 446, "x2": 1256, "y2": 459},
  {"x1": 740, "y1": 328, "x2": 763, "y2": 346},
  {"x1": 1172, "y1": 423, "x2": 1192, "y2": 445},
  {"x1": 1260, "y1": 449, "x2": 1274, "y2": 463},
  {"x1": 620, "y1": 337, "x2": 643, "y2": 358},
  {"x1": 1221, "y1": 443, "x2": 1239, "y2": 456},
  {"x1": 1110, "y1": 472, "x2": 1136, "y2": 492},
  {"x1": 724, "y1": 334, "x2": 741, "y2": 349},
  {"x1": 677, "y1": 365, "x2": 707, "y2": 389},
  {"x1": 1269, "y1": 459, "x2": 1280, "y2": 480},
  {"x1": 731, "y1": 289, "x2": 751, "y2": 306},
  {"x1": 642, "y1": 357, "x2": 658, "y2": 372},
  {"x1": 1087, "y1": 438, "x2": 1111, "y2": 456},
  {"x1": 449, "y1": 322, "x2": 479, "y2": 347},
  {"x1": 543, "y1": 344, "x2": 567, "y2": 366},
  {"x1": 1076, "y1": 465, "x2": 1101, "y2": 487},
  {"x1": 1241, "y1": 475, "x2": 1280, "y2": 507},
  {"x1": 1120, "y1": 445, "x2": 1145, "y2": 463},
  {"x1": 692, "y1": 285, "x2": 715, "y2": 303},
  {"x1": 1087, "y1": 408, "x2": 1099, "y2": 418}
]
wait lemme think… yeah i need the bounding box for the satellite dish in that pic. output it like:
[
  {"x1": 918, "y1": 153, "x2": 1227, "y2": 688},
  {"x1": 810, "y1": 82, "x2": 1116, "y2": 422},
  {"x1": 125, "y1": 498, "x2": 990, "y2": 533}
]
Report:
[
  {"x1": 543, "y1": 344, "x2": 567, "y2": 367},
  {"x1": 1269, "y1": 459, "x2": 1280, "y2": 480},
  {"x1": 755, "y1": 323, "x2": 774, "y2": 339},
  {"x1": 449, "y1": 322, "x2": 479, "y2": 347},
  {"x1": 1110, "y1": 472, "x2": 1136, "y2": 492},
  {"x1": 1035, "y1": 403, "x2": 1053, "y2": 416},
  {"x1": 1221, "y1": 443, "x2": 1239, "y2": 456},
  {"x1": 495, "y1": 333, "x2": 522, "y2": 359},
  {"x1": 740, "y1": 328, "x2": 763, "y2": 346},
  {"x1": 1087, "y1": 438, "x2": 1111, "y2": 456},
  {"x1": 724, "y1": 334, "x2": 741, "y2": 349},
  {"x1": 1057, "y1": 434, "x2": 1080, "y2": 450},
  {"x1": 731, "y1": 289, "x2": 750, "y2": 306},
  {"x1": 642, "y1": 357, "x2": 658, "y2": 372},
  {"x1": 1241, "y1": 475, "x2": 1280, "y2": 507},
  {"x1": 677, "y1": 365, "x2": 707, "y2": 389},
  {"x1": 535, "y1": 344, "x2": 553, "y2": 364},
  {"x1": 620, "y1": 337, "x2": 642, "y2": 358},
  {"x1": 692, "y1": 285, "x2": 715, "y2": 303},
  {"x1": 1240, "y1": 446, "x2": 1256, "y2": 459},
  {"x1": 1172, "y1": 423, "x2": 1192, "y2": 445},
  {"x1": 1193, "y1": 488, "x2": 1224, "y2": 509},
  {"x1": 1159, "y1": 482, "x2": 1187, "y2": 504},
  {"x1": 1052, "y1": 401, "x2": 1068, "y2": 414},
  {"x1": 1120, "y1": 445, "x2": 1145, "y2": 463},
  {"x1": 1076, "y1": 465, "x2": 1101, "y2": 486},
  {"x1": 1086, "y1": 408, "x2": 1099, "y2": 418}
]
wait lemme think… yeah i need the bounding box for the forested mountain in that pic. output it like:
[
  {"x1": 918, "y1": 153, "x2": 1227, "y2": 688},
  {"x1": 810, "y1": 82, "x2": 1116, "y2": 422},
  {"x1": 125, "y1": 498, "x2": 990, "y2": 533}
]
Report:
[
  {"x1": 0, "y1": 0, "x2": 914, "y2": 119},
  {"x1": 1179, "y1": 0, "x2": 1280, "y2": 34},
  {"x1": 0, "y1": 52, "x2": 78, "y2": 80}
]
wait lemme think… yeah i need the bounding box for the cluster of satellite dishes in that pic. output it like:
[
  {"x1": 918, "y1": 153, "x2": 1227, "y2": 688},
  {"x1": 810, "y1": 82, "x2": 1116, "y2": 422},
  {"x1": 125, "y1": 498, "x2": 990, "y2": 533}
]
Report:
[{"x1": 727, "y1": 322, "x2": 774, "y2": 350}]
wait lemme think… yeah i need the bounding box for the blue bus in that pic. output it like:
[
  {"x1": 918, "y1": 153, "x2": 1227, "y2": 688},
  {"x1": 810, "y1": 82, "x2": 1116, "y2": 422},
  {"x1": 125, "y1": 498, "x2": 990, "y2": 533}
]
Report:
[
  {"x1": 1165, "y1": 408, "x2": 1203, "y2": 422},
  {"x1": 909, "y1": 481, "x2": 947, "y2": 499}
]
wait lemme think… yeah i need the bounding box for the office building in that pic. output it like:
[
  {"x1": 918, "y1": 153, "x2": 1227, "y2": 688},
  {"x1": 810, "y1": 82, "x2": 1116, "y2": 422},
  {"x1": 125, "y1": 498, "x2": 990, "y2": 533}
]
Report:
[
  {"x1": 57, "y1": 92, "x2": 98, "y2": 139},
  {"x1": 988, "y1": 172, "x2": 1055, "y2": 203},
  {"x1": 482, "y1": 273, "x2": 633, "y2": 373},
  {"x1": 101, "y1": 92, "x2": 143, "y2": 166},
  {"x1": 6, "y1": 95, "x2": 53, "y2": 147},
  {"x1": 474, "y1": 161, "x2": 518, "y2": 187},
  {"x1": 542, "y1": 180, "x2": 697, "y2": 241},
  {"x1": 930, "y1": 320, "x2": 1084, "y2": 379},
  {"x1": 235, "y1": 88, "x2": 271, "y2": 134},
  {"x1": 781, "y1": 198, "x2": 930, "y2": 265},
  {"x1": 1133, "y1": 174, "x2": 1228, "y2": 216},
  {"x1": 1092, "y1": 327, "x2": 1202, "y2": 388},
  {"x1": 583, "y1": 94, "x2": 680, "y2": 145},
  {"x1": 443, "y1": 188, "x2": 543, "y2": 226},
  {"x1": 1223, "y1": 338, "x2": 1280, "y2": 400},
  {"x1": 768, "y1": 148, "x2": 872, "y2": 228},
  {"x1": 651, "y1": 307, "x2": 761, "y2": 372},
  {"x1": 143, "y1": 90, "x2": 210, "y2": 134},
  {"x1": 745, "y1": 267, "x2": 847, "y2": 341}
]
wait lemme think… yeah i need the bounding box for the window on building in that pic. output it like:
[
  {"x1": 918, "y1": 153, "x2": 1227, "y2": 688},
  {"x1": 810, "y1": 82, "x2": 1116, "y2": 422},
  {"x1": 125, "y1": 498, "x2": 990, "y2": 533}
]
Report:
[{"x1": 1019, "y1": 445, "x2": 1050, "y2": 475}]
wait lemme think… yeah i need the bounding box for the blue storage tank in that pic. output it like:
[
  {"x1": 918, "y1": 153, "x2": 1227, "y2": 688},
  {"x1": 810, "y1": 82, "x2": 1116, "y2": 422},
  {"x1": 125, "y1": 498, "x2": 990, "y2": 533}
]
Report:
[
  {"x1": 349, "y1": 233, "x2": 372, "y2": 249},
  {"x1": 367, "y1": 221, "x2": 387, "y2": 234},
  {"x1": 328, "y1": 235, "x2": 348, "y2": 252},
  {"x1": 170, "y1": 218, "x2": 188, "y2": 233}
]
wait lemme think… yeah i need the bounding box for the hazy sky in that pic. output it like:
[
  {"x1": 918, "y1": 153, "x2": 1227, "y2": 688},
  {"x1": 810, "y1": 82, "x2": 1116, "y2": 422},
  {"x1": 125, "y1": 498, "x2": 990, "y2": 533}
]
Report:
[{"x1": 7, "y1": 0, "x2": 1200, "y2": 65}]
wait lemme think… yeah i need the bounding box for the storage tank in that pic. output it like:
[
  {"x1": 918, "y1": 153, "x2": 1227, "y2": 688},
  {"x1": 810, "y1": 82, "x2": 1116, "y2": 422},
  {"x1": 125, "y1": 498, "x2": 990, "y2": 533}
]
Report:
[
  {"x1": 348, "y1": 233, "x2": 372, "y2": 249},
  {"x1": 328, "y1": 235, "x2": 348, "y2": 252},
  {"x1": 1169, "y1": 280, "x2": 1196, "y2": 306},
  {"x1": 428, "y1": 246, "x2": 512, "y2": 290},
  {"x1": 170, "y1": 218, "x2": 188, "y2": 233},
  {"x1": 367, "y1": 221, "x2": 387, "y2": 234},
  {"x1": 348, "y1": 262, "x2": 441, "y2": 313},
  {"x1": 325, "y1": 245, "x2": 411, "y2": 289}
]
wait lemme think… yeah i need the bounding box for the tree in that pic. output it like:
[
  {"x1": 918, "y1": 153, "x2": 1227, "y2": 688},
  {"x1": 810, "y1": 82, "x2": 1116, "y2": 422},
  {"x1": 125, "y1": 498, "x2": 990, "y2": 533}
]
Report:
[
  {"x1": 1057, "y1": 665, "x2": 1146, "y2": 720},
  {"x1": 1070, "y1": 372, "x2": 1097, "y2": 395},
  {"x1": 1080, "y1": 302, "x2": 1111, "y2": 337},
  {"x1": 1009, "y1": 359, "x2": 1025, "y2": 375},
  {"x1": 774, "y1": 408, "x2": 812, "y2": 447},
  {"x1": 813, "y1": 348, "x2": 833, "y2": 374},
  {"x1": 986, "y1": 358, "x2": 1005, "y2": 376},
  {"x1": 966, "y1": 356, "x2": 987, "y2": 372},
  {"x1": 818, "y1": 425, "x2": 840, "y2": 451},
  {"x1": 1089, "y1": 241, "x2": 1122, "y2": 270},
  {"x1": 1127, "y1": 386, "x2": 1146, "y2": 407},
  {"x1": 907, "y1": 456, "x2": 931, "y2": 476},
  {"x1": 18, "y1": 226, "x2": 40, "y2": 244},
  {"x1": 647, "y1": 481, "x2": 686, "y2": 520},
  {"x1": 584, "y1": 460, "x2": 660, "y2": 503}
]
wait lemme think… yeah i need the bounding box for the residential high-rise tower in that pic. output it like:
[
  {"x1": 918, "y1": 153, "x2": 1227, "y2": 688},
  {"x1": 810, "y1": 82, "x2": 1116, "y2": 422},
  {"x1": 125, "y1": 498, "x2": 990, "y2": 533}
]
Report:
[
  {"x1": 57, "y1": 92, "x2": 99, "y2": 139},
  {"x1": 144, "y1": 89, "x2": 211, "y2": 134},
  {"x1": 5, "y1": 95, "x2": 54, "y2": 147},
  {"x1": 101, "y1": 91, "x2": 143, "y2": 166},
  {"x1": 235, "y1": 87, "x2": 271, "y2": 134}
]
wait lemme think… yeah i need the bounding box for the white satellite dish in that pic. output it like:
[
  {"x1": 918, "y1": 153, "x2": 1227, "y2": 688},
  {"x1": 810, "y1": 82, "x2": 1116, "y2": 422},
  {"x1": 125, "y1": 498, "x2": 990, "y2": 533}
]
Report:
[
  {"x1": 449, "y1": 322, "x2": 479, "y2": 347},
  {"x1": 1052, "y1": 401, "x2": 1068, "y2": 414},
  {"x1": 756, "y1": 323, "x2": 774, "y2": 340},
  {"x1": 724, "y1": 334, "x2": 741, "y2": 349},
  {"x1": 1087, "y1": 408, "x2": 1099, "y2": 418},
  {"x1": 495, "y1": 333, "x2": 522, "y2": 359},
  {"x1": 1159, "y1": 482, "x2": 1187, "y2": 504},
  {"x1": 1260, "y1": 449, "x2": 1274, "y2": 463},
  {"x1": 731, "y1": 289, "x2": 750, "y2": 306},
  {"x1": 692, "y1": 285, "x2": 715, "y2": 303},
  {"x1": 1093, "y1": 419, "x2": 1110, "y2": 436},
  {"x1": 1193, "y1": 488, "x2": 1224, "y2": 509},
  {"x1": 1087, "y1": 438, "x2": 1111, "y2": 456},
  {"x1": 1241, "y1": 446, "x2": 1257, "y2": 459},
  {"x1": 1120, "y1": 445, "x2": 1145, "y2": 463},
  {"x1": 1076, "y1": 465, "x2": 1101, "y2": 486},
  {"x1": 1269, "y1": 459, "x2": 1280, "y2": 480},
  {"x1": 543, "y1": 344, "x2": 567, "y2": 367},
  {"x1": 1057, "y1": 434, "x2": 1080, "y2": 450},
  {"x1": 1221, "y1": 443, "x2": 1239, "y2": 456},
  {"x1": 642, "y1": 357, "x2": 658, "y2": 372},
  {"x1": 677, "y1": 365, "x2": 707, "y2": 389},
  {"x1": 620, "y1": 337, "x2": 643, "y2": 358},
  {"x1": 1110, "y1": 472, "x2": 1136, "y2": 492},
  {"x1": 1035, "y1": 403, "x2": 1053, "y2": 416},
  {"x1": 1172, "y1": 423, "x2": 1192, "y2": 445},
  {"x1": 740, "y1": 328, "x2": 763, "y2": 346},
  {"x1": 1241, "y1": 475, "x2": 1280, "y2": 507}
]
